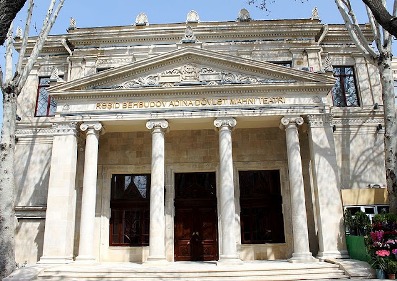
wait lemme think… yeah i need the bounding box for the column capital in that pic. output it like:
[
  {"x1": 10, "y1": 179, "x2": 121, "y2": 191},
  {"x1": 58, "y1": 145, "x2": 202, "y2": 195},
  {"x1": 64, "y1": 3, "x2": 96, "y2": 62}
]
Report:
[
  {"x1": 280, "y1": 116, "x2": 304, "y2": 129},
  {"x1": 52, "y1": 122, "x2": 78, "y2": 136},
  {"x1": 80, "y1": 122, "x2": 103, "y2": 133},
  {"x1": 146, "y1": 119, "x2": 169, "y2": 132},
  {"x1": 214, "y1": 117, "x2": 237, "y2": 130},
  {"x1": 307, "y1": 114, "x2": 333, "y2": 128}
]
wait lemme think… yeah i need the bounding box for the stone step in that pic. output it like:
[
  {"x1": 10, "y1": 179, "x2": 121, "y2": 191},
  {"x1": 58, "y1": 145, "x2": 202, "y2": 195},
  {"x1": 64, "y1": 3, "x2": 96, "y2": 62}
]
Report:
[{"x1": 36, "y1": 261, "x2": 349, "y2": 281}]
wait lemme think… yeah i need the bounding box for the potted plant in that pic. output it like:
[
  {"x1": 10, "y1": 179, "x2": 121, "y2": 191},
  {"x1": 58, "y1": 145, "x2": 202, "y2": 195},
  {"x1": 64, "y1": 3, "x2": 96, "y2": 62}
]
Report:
[
  {"x1": 344, "y1": 209, "x2": 371, "y2": 261},
  {"x1": 371, "y1": 255, "x2": 387, "y2": 279},
  {"x1": 386, "y1": 259, "x2": 397, "y2": 279}
]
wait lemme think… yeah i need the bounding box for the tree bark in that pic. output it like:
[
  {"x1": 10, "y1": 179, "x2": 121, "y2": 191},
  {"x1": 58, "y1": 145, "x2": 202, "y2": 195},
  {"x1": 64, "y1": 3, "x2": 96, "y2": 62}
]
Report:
[
  {"x1": 362, "y1": 0, "x2": 397, "y2": 39},
  {"x1": 0, "y1": 0, "x2": 27, "y2": 46},
  {"x1": 0, "y1": 89, "x2": 17, "y2": 279},
  {"x1": 378, "y1": 50, "x2": 397, "y2": 213}
]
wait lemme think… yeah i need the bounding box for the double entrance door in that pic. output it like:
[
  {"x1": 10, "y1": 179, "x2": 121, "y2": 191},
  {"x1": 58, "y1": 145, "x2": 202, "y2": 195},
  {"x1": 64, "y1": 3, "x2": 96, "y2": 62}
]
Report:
[{"x1": 174, "y1": 172, "x2": 219, "y2": 261}]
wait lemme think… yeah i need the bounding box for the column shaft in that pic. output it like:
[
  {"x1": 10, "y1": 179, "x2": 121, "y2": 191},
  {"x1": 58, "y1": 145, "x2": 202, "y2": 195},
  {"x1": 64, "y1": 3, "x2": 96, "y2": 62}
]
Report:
[
  {"x1": 76, "y1": 122, "x2": 102, "y2": 262},
  {"x1": 281, "y1": 116, "x2": 315, "y2": 262},
  {"x1": 40, "y1": 123, "x2": 78, "y2": 264},
  {"x1": 146, "y1": 120, "x2": 168, "y2": 262},
  {"x1": 307, "y1": 114, "x2": 348, "y2": 259},
  {"x1": 214, "y1": 118, "x2": 239, "y2": 261}
]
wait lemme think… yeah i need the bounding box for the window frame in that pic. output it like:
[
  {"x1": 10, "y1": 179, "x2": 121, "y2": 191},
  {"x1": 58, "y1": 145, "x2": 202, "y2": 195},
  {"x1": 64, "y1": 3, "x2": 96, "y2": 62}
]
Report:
[
  {"x1": 109, "y1": 174, "x2": 151, "y2": 247},
  {"x1": 239, "y1": 170, "x2": 285, "y2": 244},
  {"x1": 34, "y1": 76, "x2": 57, "y2": 117},
  {"x1": 331, "y1": 66, "x2": 360, "y2": 107}
]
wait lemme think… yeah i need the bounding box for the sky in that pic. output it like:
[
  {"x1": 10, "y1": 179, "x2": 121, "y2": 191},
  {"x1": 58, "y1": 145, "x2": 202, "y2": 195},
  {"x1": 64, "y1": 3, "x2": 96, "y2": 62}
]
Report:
[{"x1": 0, "y1": 0, "x2": 392, "y2": 125}]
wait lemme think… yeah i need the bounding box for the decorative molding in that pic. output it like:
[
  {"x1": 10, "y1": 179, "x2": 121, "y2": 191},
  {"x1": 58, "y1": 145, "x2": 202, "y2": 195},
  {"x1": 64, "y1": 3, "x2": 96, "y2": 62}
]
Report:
[
  {"x1": 93, "y1": 64, "x2": 297, "y2": 90},
  {"x1": 332, "y1": 116, "x2": 384, "y2": 127},
  {"x1": 181, "y1": 26, "x2": 198, "y2": 43},
  {"x1": 52, "y1": 122, "x2": 78, "y2": 136},
  {"x1": 311, "y1": 7, "x2": 320, "y2": 20},
  {"x1": 146, "y1": 119, "x2": 169, "y2": 131},
  {"x1": 237, "y1": 8, "x2": 251, "y2": 22},
  {"x1": 307, "y1": 114, "x2": 333, "y2": 128},
  {"x1": 187, "y1": 10, "x2": 199, "y2": 23},
  {"x1": 135, "y1": 13, "x2": 149, "y2": 26},
  {"x1": 214, "y1": 117, "x2": 237, "y2": 129},
  {"x1": 68, "y1": 17, "x2": 77, "y2": 30},
  {"x1": 15, "y1": 206, "x2": 46, "y2": 219}
]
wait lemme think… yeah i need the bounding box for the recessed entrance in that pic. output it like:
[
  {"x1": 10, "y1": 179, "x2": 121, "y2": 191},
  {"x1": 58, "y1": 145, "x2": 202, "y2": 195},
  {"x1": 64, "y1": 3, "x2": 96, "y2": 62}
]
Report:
[{"x1": 174, "y1": 172, "x2": 219, "y2": 261}]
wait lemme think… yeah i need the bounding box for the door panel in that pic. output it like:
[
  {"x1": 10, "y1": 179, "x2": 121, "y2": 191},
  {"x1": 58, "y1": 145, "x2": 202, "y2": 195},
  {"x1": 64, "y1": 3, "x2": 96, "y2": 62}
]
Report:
[{"x1": 174, "y1": 172, "x2": 218, "y2": 261}]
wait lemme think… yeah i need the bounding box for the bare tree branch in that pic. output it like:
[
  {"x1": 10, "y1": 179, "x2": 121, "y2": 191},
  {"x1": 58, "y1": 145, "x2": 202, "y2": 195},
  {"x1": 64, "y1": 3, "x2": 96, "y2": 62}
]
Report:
[
  {"x1": 16, "y1": 0, "x2": 34, "y2": 75},
  {"x1": 362, "y1": 0, "x2": 397, "y2": 38},
  {"x1": 4, "y1": 24, "x2": 13, "y2": 84},
  {"x1": 17, "y1": 0, "x2": 65, "y2": 93},
  {"x1": 335, "y1": 0, "x2": 378, "y2": 60}
]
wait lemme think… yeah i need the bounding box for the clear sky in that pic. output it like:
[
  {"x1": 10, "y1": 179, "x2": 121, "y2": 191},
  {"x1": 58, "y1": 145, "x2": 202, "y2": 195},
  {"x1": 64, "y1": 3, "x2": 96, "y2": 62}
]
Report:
[{"x1": 0, "y1": 0, "x2": 393, "y2": 125}]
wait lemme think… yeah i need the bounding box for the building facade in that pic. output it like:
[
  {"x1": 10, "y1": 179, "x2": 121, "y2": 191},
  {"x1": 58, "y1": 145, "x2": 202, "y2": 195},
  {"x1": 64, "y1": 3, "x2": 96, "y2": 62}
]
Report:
[{"x1": 14, "y1": 9, "x2": 387, "y2": 266}]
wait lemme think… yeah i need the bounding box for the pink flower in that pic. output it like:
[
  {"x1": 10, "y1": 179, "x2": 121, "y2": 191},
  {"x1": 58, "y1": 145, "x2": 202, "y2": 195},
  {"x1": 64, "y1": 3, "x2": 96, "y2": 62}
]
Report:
[
  {"x1": 392, "y1": 249, "x2": 397, "y2": 254},
  {"x1": 376, "y1": 250, "x2": 390, "y2": 257},
  {"x1": 371, "y1": 230, "x2": 385, "y2": 242}
]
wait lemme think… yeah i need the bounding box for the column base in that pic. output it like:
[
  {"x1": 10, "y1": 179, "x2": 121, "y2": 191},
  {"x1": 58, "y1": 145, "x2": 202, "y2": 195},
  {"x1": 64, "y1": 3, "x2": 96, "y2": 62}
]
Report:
[
  {"x1": 317, "y1": 250, "x2": 349, "y2": 260},
  {"x1": 288, "y1": 252, "x2": 318, "y2": 263},
  {"x1": 217, "y1": 255, "x2": 243, "y2": 265},
  {"x1": 38, "y1": 256, "x2": 74, "y2": 264},
  {"x1": 144, "y1": 256, "x2": 169, "y2": 266},
  {"x1": 75, "y1": 255, "x2": 97, "y2": 264}
]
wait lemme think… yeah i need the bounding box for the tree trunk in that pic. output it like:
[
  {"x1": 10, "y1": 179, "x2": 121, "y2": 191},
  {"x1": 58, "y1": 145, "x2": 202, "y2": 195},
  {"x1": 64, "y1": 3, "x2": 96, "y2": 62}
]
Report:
[
  {"x1": 0, "y1": 0, "x2": 27, "y2": 46},
  {"x1": 0, "y1": 90, "x2": 17, "y2": 279},
  {"x1": 378, "y1": 50, "x2": 397, "y2": 214},
  {"x1": 362, "y1": 0, "x2": 397, "y2": 38}
]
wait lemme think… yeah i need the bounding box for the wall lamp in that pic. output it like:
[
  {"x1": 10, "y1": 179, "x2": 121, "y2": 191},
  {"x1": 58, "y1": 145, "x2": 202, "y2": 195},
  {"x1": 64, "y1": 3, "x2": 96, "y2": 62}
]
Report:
[
  {"x1": 332, "y1": 125, "x2": 336, "y2": 132},
  {"x1": 373, "y1": 103, "x2": 379, "y2": 110},
  {"x1": 376, "y1": 124, "x2": 383, "y2": 132}
]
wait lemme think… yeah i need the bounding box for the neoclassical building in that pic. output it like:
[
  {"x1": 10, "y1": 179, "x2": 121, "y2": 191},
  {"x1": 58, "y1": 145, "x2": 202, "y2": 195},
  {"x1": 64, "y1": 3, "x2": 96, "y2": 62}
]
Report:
[{"x1": 14, "y1": 9, "x2": 387, "y2": 266}]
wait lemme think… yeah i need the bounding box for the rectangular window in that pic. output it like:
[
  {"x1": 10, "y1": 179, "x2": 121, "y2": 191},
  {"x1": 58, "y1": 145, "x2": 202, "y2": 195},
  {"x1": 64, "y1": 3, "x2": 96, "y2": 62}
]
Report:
[
  {"x1": 269, "y1": 61, "x2": 292, "y2": 68},
  {"x1": 239, "y1": 170, "x2": 285, "y2": 244},
  {"x1": 332, "y1": 66, "x2": 360, "y2": 107},
  {"x1": 110, "y1": 174, "x2": 150, "y2": 246},
  {"x1": 35, "y1": 77, "x2": 57, "y2": 117}
]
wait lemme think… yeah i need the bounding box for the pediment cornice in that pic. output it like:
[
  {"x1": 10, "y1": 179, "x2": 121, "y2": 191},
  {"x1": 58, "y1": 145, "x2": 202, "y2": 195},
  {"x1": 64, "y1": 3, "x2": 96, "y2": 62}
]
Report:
[{"x1": 50, "y1": 47, "x2": 335, "y2": 97}]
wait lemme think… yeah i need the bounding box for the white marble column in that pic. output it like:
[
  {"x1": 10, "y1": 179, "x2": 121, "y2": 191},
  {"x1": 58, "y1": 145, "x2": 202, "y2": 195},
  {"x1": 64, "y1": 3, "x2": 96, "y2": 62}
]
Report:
[
  {"x1": 307, "y1": 114, "x2": 348, "y2": 259},
  {"x1": 76, "y1": 122, "x2": 102, "y2": 262},
  {"x1": 280, "y1": 116, "x2": 315, "y2": 262},
  {"x1": 39, "y1": 123, "x2": 78, "y2": 264},
  {"x1": 146, "y1": 119, "x2": 168, "y2": 262},
  {"x1": 214, "y1": 117, "x2": 240, "y2": 262}
]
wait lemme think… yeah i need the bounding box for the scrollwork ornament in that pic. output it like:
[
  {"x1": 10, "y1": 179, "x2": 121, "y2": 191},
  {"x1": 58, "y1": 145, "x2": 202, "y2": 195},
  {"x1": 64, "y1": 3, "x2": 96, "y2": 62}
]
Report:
[
  {"x1": 80, "y1": 122, "x2": 103, "y2": 132},
  {"x1": 214, "y1": 118, "x2": 237, "y2": 129},
  {"x1": 280, "y1": 116, "x2": 304, "y2": 128},
  {"x1": 146, "y1": 120, "x2": 169, "y2": 131}
]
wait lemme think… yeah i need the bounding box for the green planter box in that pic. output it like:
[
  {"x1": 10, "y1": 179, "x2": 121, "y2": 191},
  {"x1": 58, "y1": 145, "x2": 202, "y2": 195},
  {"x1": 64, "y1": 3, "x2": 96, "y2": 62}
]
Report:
[{"x1": 346, "y1": 235, "x2": 371, "y2": 262}]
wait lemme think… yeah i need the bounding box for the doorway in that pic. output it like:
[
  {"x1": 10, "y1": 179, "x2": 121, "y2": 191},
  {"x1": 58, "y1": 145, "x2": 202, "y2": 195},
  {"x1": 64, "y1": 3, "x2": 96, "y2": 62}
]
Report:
[{"x1": 174, "y1": 172, "x2": 219, "y2": 261}]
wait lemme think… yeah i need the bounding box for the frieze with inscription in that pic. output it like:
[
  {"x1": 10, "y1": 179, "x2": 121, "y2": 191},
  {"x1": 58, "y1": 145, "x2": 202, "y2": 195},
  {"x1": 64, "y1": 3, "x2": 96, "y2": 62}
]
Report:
[
  {"x1": 91, "y1": 64, "x2": 296, "y2": 89},
  {"x1": 95, "y1": 96, "x2": 286, "y2": 110}
]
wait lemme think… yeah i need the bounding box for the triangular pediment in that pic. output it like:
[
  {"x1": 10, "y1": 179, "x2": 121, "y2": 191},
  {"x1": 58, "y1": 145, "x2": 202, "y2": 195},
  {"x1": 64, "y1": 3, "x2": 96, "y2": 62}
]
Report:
[{"x1": 50, "y1": 47, "x2": 335, "y2": 95}]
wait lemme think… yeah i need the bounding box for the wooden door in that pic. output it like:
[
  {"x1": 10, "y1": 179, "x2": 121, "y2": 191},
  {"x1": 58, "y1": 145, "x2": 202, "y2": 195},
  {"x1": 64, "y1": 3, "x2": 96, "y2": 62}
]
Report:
[{"x1": 174, "y1": 173, "x2": 218, "y2": 261}]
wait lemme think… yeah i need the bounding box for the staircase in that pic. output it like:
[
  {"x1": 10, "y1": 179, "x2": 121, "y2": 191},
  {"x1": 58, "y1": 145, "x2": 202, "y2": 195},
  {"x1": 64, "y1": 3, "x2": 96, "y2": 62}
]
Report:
[{"x1": 33, "y1": 260, "x2": 351, "y2": 281}]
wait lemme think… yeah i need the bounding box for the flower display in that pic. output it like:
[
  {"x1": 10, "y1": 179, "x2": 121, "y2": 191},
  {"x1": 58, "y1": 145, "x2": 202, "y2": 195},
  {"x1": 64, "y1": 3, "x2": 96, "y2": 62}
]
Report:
[{"x1": 366, "y1": 213, "x2": 397, "y2": 274}]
